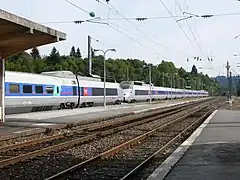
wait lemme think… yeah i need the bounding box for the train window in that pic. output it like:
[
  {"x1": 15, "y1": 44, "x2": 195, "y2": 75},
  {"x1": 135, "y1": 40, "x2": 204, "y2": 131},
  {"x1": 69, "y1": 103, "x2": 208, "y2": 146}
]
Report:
[
  {"x1": 23, "y1": 85, "x2": 32, "y2": 93},
  {"x1": 72, "y1": 81, "x2": 76, "y2": 85},
  {"x1": 35, "y1": 86, "x2": 43, "y2": 94},
  {"x1": 134, "y1": 82, "x2": 143, "y2": 86},
  {"x1": 46, "y1": 86, "x2": 54, "y2": 94},
  {"x1": 57, "y1": 87, "x2": 59, "y2": 94},
  {"x1": 92, "y1": 88, "x2": 104, "y2": 96},
  {"x1": 120, "y1": 84, "x2": 130, "y2": 89},
  {"x1": 135, "y1": 90, "x2": 148, "y2": 95},
  {"x1": 106, "y1": 88, "x2": 118, "y2": 96},
  {"x1": 9, "y1": 84, "x2": 20, "y2": 93},
  {"x1": 73, "y1": 87, "x2": 77, "y2": 96}
]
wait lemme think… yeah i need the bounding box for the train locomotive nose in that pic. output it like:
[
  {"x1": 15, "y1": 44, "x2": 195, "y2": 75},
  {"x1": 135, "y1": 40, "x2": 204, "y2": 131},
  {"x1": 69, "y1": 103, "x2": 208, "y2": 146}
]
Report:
[{"x1": 123, "y1": 91, "x2": 132, "y2": 103}]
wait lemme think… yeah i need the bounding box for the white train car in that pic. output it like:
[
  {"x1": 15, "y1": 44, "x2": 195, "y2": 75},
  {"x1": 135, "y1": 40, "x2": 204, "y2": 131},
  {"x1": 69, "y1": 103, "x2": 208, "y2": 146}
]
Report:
[
  {"x1": 4, "y1": 70, "x2": 209, "y2": 114},
  {"x1": 120, "y1": 81, "x2": 151, "y2": 102},
  {"x1": 5, "y1": 70, "x2": 123, "y2": 114},
  {"x1": 77, "y1": 79, "x2": 122, "y2": 106},
  {"x1": 120, "y1": 80, "x2": 209, "y2": 103},
  {"x1": 42, "y1": 71, "x2": 123, "y2": 107},
  {"x1": 152, "y1": 86, "x2": 168, "y2": 100},
  {"x1": 5, "y1": 71, "x2": 67, "y2": 114}
]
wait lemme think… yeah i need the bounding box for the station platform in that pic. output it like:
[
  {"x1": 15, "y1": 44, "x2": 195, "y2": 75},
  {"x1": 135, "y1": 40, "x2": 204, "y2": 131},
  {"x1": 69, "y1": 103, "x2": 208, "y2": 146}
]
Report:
[
  {"x1": 147, "y1": 109, "x2": 240, "y2": 180},
  {"x1": 0, "y1": 98, "x2": 204, "y2": 140}
]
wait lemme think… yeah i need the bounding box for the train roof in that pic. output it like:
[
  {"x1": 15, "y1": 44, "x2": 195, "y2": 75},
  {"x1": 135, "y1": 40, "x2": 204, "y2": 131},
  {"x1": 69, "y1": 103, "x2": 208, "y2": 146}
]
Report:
[
  {"x1": 120, "y1": 81, "x2": 153, "y2": 86},
  {"x1": 41, "y1": 71, "x2": 102, "y2": 82},
  {"x1": 41, "y1": 71, "x2": 74, "y2": 77}
]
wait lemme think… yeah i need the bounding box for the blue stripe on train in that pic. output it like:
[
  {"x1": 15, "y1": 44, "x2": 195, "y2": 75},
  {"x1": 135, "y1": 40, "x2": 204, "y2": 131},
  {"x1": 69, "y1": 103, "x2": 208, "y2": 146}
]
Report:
[{"x1": 5, "y1": 81, "x2": 206, "y2": 97}]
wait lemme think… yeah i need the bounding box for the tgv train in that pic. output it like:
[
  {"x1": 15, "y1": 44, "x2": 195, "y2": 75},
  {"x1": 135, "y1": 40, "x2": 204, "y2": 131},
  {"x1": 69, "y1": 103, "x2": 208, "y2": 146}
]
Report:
[
  {"x1": 120, "y1": 81, "x2": 208, "y2": 103},
  {"x1": 5, "y1": 71, "x2": 122, "y2": 114},
  {"x1": 4, "y1": 70, "x2": 208, "y2": 114}
]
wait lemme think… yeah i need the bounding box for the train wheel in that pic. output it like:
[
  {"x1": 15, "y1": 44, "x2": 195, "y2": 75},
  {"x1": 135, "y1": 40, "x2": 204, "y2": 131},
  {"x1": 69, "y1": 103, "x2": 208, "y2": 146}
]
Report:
[
  {"x1": 87, "y1": 102, "x2": 94, "y2": 107},
  {"x1": 70, "y1": 103, "x2": 75, "y2": 109},
  {"x1": 115, "y1": 100, "x2": 121, "y2": 105},
  {"x1": 82, "y1": 102, "x2": 87, "y2": 108},
  {"x1": 60, "y1": 103, "x2": 65, "y2": 109}
]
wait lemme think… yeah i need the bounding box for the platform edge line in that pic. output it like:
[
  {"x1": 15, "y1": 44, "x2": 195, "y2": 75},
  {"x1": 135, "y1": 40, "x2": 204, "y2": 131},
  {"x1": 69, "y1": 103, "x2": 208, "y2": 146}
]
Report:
[{"x1": 147, "y1": 109, "x2": 219, "y2": 180}]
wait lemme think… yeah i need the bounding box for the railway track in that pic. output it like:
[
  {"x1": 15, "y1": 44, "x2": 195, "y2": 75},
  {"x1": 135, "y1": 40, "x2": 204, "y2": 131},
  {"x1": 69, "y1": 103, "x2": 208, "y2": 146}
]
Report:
[
  {"x1": 0, "y1": 98, "x2": 222, "y2": 180},
  {"x1": 0, "y1": 100, "x2": 200, "y2": 153},
  {"x1": 45, "y1": 101, "x2": 220, "y2": 180},
  {"x1": 0, "y1": 99, "x2": 208, "y2": 168},
  {"x1": 0, "y1": 99, "x2": 211, "y2": 148},
  {"x1": 0, "y1": 100, "x2": 198, "y2": 148}
]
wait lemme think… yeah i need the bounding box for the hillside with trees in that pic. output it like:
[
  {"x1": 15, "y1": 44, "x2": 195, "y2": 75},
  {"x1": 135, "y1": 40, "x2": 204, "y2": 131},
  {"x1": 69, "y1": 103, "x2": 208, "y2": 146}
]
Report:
[
  {"x1": 5, "y1": 46, "x2": 219, "y2": 95},
  {"x1": 215, "y1": 75, "x2": 240, "y2": 96}
]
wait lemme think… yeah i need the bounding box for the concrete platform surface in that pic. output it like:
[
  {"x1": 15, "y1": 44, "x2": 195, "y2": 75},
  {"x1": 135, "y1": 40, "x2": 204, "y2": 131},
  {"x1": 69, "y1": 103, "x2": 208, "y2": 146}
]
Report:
[
  {"x1": 0, "y1": 98, "x2": 202, "y2": 140},
  {"x1": 6, "y1": 98, "x2": 202, "y2": 123},
  {"x1": 148, "y1": 109, "x2": 240, "y2": 180}
]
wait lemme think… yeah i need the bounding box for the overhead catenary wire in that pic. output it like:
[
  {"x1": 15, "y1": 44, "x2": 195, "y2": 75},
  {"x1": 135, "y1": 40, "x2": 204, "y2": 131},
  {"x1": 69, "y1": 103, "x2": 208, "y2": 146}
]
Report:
[
  {"x1": 231, "y1": 68, "x2": 240, "y2": 76},
  {"x1": 64, "y1": 0, "x2": 90, "y2": 14},
  {"x1": 97, "y1": 0, "x2": 196, "y2": 58},
  {"x1": 107, "y1": 23, "x2": 167, "y2": 59},
  {"x1": 61, "y1": 0, "x2": 230, "y2": 74},
  {"x1": 99, "y1": 18, "x2": 167, "y2": 59},
  {"x1": 175, "y1": 0, "x2": 217, "y2": 72},
  {"x1": 41, "y1": 11, "x2": 240, "y2": 24},
  {"x1": 63, "y1": 0, "x2": 167, "y2": 59},
  {"x1": 158, "y1": 0, "x2": 199, "y2": 55},
  {"x1": 174, "y1": 0, "x2": 219, "y2": 72},
  {"x1": 96, "y1": 0, "x2": 167, "y2": 58},
  {"x1": 160, "y1": 0, "x2": 219, "y2": 74},
  {"x1": 174, "y1": 0, "x2": 205, "y2": 58},
  {"x1": 162, "y1": 0, "x2": 218, "y2": 74}
]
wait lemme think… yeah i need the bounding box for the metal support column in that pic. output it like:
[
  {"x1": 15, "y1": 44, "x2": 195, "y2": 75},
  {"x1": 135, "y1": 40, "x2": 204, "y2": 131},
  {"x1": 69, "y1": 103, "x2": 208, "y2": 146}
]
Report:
[
  {"x1": 226, "y1": 61, "x2": 230, "y2": 100},
  {"x1": 88, "y1": 35, "x2": 92, "y2": 74},
  {"x1": 103, "y1": 53, "x2": 106, "y2": 108},
  {"x1": 170, "y1": 75, "x2": 173, "y2": 100},
  {"x1": 0, "y1": 58, "x2": 5, "y2": 123},
  {"x1": 149, "y1": 66, "x2": 152, "y2": 103},
  {"x1": 230, "y1": 71, "x2": 232, "y2": 99},
  {"x1": 162, "y1": 73, "x2": 164, "y2": 87}
]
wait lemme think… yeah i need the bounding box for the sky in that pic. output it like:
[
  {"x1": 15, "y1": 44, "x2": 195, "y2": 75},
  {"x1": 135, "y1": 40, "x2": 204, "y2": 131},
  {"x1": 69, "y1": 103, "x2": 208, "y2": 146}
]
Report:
[{"x1": 1, "y1": 0, "x2": 240, "y2": 77}]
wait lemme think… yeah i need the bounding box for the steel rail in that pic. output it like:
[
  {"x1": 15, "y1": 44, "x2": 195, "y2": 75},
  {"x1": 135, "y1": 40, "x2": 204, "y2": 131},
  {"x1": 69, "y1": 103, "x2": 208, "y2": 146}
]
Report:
[
  {"x1": 120, "y1": 108, "x2": 214, "y2": 180},
  {"x1": 0, "y1": 100, "x2": 199, "y2": 153},
  {"x1": 45, "y1": 104, "x2": 208, "y2": 180},
  {"x1": 0, "y1": 99, "x2": 216, "y2": 169},
  {"x1": 0, "y1": 98, "x2": 210, "y2": 146},
  {"x1": 0, "y1": 102, "x2": 199, "y2": 168}
]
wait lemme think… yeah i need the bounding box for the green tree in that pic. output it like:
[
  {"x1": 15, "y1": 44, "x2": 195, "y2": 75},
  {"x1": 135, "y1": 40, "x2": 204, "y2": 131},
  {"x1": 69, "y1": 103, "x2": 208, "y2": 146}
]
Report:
[
  {"x1": 4, "y1": 47, "x2": 219, "y2": 93},
  {"x1": 178, "y1": 67, "x2": 187, "y2": 78},
  {"x1": 48, "y1": 47, "x2": 60, "y2": 65},
  {"x1": 30, "y1": 47, "x2": 41, "y2": 59},
  {"x1": 191, "y1": 65, "x2": 198, "y2": 75},
  {"x1": 70, "y1": 46, "x2": 76, "y2": 57},
  {"x1": 76, "y1": 47, "x2": 82, "y2": 58}
]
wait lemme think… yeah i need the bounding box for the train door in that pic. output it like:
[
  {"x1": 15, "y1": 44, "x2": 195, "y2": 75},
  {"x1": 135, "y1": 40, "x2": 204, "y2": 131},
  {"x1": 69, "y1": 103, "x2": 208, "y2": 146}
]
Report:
[{"x1": 54, "y1": 85, "x2": 61, "y2": 97}]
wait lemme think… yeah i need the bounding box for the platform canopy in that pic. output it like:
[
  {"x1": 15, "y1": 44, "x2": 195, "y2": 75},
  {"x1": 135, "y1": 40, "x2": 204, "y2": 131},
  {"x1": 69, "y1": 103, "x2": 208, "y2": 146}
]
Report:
[{"x1": 0, "y1": 9, "x2": 66, "y2": 58}]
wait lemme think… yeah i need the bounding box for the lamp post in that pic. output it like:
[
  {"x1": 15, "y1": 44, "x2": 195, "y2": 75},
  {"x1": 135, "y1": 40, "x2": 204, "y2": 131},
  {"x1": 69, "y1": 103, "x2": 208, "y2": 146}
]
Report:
[
  {"x1": 142, "y1": 65, "x2": 152, "y2": 103},
  {"x1": 149, "y1": 66, "x2": 152, "y2": 103},
  {"x1": 170, "y1": 74, "x2": 173, "y2": 100},
  {"x1": 167, "y1": 73, "x2": 178, "y2": 100},
  {"x1": 166, "y1": 73, "x2": 173, "y2": 100},
  {"x1": 162, "y1": 72, "x2": 165, "y2": 87},
  {"x1": 94, "y1": 48, "x2": 116, "y2": 108}
]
